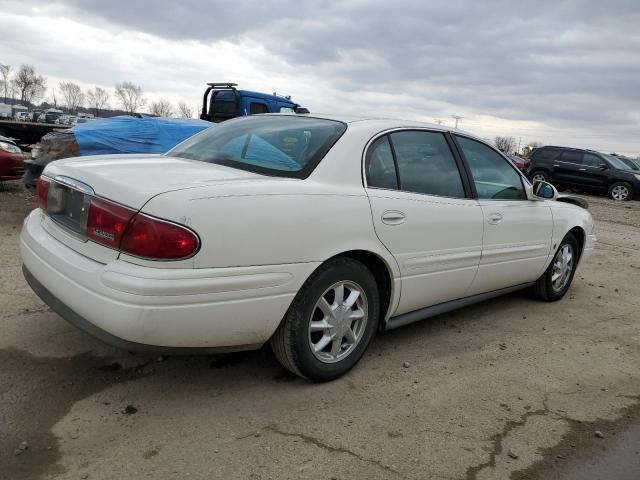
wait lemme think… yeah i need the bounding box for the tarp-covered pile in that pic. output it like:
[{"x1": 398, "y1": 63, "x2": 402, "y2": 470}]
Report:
[
  {"x1": 26, "y1": 116, "x2": 212, "y2": 190},
  {"x1": 73, "y1": 116, "x2": 211, "y2": 156}
]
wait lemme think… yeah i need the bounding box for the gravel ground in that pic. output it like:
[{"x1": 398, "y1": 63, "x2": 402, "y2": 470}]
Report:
[{"x1": 1, "y1": 180, "x2": 639, "y2": 480}]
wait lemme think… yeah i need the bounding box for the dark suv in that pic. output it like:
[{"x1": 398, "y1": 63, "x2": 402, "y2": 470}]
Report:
[{"x1": 527, "y1": 146, "x2": 640, "y2": 201}]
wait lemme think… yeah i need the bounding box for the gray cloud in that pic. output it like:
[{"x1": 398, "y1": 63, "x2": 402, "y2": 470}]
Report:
[{"x1": 2, "y1": 0, "x2": 639, "y2": 153}]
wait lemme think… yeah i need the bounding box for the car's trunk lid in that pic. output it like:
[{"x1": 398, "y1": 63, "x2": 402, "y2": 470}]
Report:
[{"x1": 44, "y1": 154, "x2": 264, "y2": 209}]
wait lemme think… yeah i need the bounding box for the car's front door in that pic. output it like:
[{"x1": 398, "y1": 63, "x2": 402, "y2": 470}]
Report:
[
  {"x1": 580, "y1": 153, "x2": 611, "y2": 188},
  {"x1": 453, "y1": 135, "x2": 553, "y2": 294},
  {"x1": 364, "y1": 130, "x2": 484, "y2": 316}
]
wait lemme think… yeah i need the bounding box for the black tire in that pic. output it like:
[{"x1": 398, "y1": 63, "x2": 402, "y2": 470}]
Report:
[
  {"x1": 271, "y1": 257, "x2": 380, "y2": 381},
  {"x1": 530, "y1": 170, "x2": 549, "y2": 183},
  {"x1": 608, "y1": 181, "x2": 633, "y2": 201},
  {"x1": 533, "y1": 233, "x2": 579, "y2": 302}
]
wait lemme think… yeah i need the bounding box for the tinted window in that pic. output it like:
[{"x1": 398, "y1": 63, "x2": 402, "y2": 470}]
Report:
[
  {"x1": 531, "y1": 147, "x2": 560, "y2": 161},
  {"x1": 456, "y1": 136, "x2": 526, "y2": 200},
  {"x1": 583, "y1": 153, "x2": 603, "y2": 168},
  {"x1": 366, "y1": 135, "x2": 398, "y2": 190},
  {"x1": 390, "y1": 131, "x2": 465, "y2": 198},
  {"x1": 559, "y1": 150, "x2": 583, "y2": 164},
  {"x1": 250, "y1": 102, "x2": 269, "y2": 114},
  {"x1": 169, "y1": 116, "x2": 346, "y2": 178}
]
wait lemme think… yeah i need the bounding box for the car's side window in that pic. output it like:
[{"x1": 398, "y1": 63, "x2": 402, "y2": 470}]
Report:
[
  {"x1": 583, "y1": 153, "x2": 602, "y2": 168},
  {"x1": 559, "y1": 150, "x2": 583, "y2": 164},
  {"x1": 389, "y1": 131, "x2": 465, "y2": 198},
  {"x1": 366, "y1": 135, "x2": 398, "y2": 190},
  {"x1": 455, "y1": 135, "x2": 527, "y2": 200}
]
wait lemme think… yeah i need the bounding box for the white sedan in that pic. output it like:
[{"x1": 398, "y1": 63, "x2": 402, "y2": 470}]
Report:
[{"x1": 21, "y1": 114, "x2": 596, "y2": 381}]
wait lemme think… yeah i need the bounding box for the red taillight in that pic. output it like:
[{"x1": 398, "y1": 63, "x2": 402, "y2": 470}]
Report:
[
  {"x1": 37, "y1": 177, "x2": 51, "y2": 212},
  {"x1": 85, "y1": 196, "x2": 198, "y2": 260},
  {"x1": 87, "y1": 197, "x2": 136, "y2": 249},
  {"x1": 120, "y1": 214, "x2": 199, "y2": 260}
]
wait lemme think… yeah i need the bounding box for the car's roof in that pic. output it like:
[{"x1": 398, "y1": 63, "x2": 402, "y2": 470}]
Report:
[{"x1": 261, "y1": 112, "x2": 480, "y2": 139}]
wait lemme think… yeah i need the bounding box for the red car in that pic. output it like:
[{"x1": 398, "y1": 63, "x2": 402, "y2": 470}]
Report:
[
  {"x1": 0, "y1": 135, "x2": 24, "y2": 181},
  {"x1": 508, "y1": 154, "x2": 529, "y2": 173}
]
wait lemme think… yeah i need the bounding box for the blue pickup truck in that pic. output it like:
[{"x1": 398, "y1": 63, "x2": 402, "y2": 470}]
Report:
[{"x1": 200, "y1": 83, "x2": 308, "y2": 122}]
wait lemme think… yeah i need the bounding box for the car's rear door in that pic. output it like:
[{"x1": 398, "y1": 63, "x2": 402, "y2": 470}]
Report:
[
  {"x1": 453, "y1": 135, "x2": 553, "y2": 294},
  {"x1": 364, "y1": 130, "x2": 484, "y2": 316},
  {"x1": 553, "y1": 150, "x2": 585, "y2": 186}
]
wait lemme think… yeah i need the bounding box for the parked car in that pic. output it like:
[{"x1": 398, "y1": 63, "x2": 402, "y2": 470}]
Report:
[
  {"x1": 527, "y1": 146, "x2": 640, "y2": 201},
  {"x1": 614, "y1": 155, "x2": 640, "y2": 171},
  {"x1": 21, "y1": 115, "x2": 595, "y2": 381},
  {"x1": 0, "y1": 135, "x2": 25, "y2": 181},
  {"x1": 507, "y1": 154, "x2": 529, "y2": 172},
  {"x1": 42, "y1": 110, "x2": 63, "y2": 124},
  {"x1": 14, "y1": 111, "x2": 30, "y2": 121}
]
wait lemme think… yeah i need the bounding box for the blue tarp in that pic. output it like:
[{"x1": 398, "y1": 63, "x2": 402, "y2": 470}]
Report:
[{"x1": 72, "y1": 116, "x2": 211, "y2": 156}]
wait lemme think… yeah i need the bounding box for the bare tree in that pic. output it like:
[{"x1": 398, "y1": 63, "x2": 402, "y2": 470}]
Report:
[
  {"x1": 149, "y1": 99, "x2": 174, "y2": 117},
  {"x1": 59, "y1": 81, "x2": 84, "y2": 113},
  {"x1": 177, "y1": 101, "x2": 193, "y2": 118},
  {"x1": 13, "y1": 64, "x2": 46, "y2": 105},
  {"x1": 494, "y1": 136, "x2": 516, "y2": 154},
  {"x1": 0, "y1": 64, "x2": 11, "y2": 103},
  {"x1": 114, "y1": 81, "x2": 146, "y2": 115},
  {"x1": 86, "y1": 86, "x2": 110, "y2": 117}
]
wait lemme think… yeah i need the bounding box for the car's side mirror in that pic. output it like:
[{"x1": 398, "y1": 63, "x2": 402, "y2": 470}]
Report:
[{"x1": 532, "y1": 180, "x2": 558, "y2": 200}]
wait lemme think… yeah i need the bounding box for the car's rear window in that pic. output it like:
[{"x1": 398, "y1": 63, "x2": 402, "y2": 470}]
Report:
[{"x1": 168, "y1": 116, "x2": 347, "y2": 178}]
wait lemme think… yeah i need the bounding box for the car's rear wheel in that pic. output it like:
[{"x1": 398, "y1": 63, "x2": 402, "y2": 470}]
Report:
[
  {"x1": 608, "y1": 182, "x2": 633, "y2": 201},
  {"x1": 271, "y1": 257, "x2": 379, "y2": 381},
  {"x1": 530, "y1": 171, "x2": 549, "y2": 184},
  {"x1": 533, "y1": 232, "x2": 579, "y2": 302}
]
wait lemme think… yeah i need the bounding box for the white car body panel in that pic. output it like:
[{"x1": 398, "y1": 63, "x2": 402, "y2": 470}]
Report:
[
  {"x1": 366, "y1": 188, "x2": 483, "y2": 315},
  {"x1": 21, "y1": 114, "x2": 595, "y2": 352},
  {"x1": 467, "y1": 199, "x2": 553, "y2": 295}
]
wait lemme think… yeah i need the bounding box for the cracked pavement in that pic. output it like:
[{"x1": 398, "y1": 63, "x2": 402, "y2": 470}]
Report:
[{"x1": 1, "y1": 181, "x2": 639, "y2": 480}]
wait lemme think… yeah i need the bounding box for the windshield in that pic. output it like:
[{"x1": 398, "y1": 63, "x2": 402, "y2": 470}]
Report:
[
  {"x1": 168, "y1": 116, "x2": 347, "y2": 178},
  {"x1": 603, "y1": 154, "x2": 634, "y2": 170}
]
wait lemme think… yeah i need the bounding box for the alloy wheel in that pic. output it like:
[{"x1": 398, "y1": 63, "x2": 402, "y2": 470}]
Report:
[
  {"x1": 611, "y1": 185, "x2": 629, "y2": 201},
  {"x1": 551, "y1": 244, "x2": 574, "y2": 292},
  {"x1": 308, "y1": 281, "x2": 368, "y2": 363},
  {"x1": 532, "y1": 173, "x2": 547, "y2": 183}
]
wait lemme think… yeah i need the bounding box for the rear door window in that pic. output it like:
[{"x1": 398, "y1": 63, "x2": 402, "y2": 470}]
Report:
[
  {"x1": 365, "y1": 135, "x2": 398, "y2": 190},
  {"x1": 390, "y1": 131, "x2": 465, "y2": 198},
  {"x1": 559, "y1": 150, "x2": 583, "y2": 164}
]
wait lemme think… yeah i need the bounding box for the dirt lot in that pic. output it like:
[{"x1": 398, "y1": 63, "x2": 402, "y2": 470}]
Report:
[{"x1": 1, "y1": 180, "x2": 639, "y2": 480}]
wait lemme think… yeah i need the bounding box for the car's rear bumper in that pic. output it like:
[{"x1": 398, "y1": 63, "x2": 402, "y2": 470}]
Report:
[{"x1": 21, "y1": 209, "x2": 318, "y2": 352}]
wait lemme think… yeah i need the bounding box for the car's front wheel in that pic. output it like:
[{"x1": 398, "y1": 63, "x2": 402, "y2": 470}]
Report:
[
  {"x1": 271, "y1": 257, "x2": 379, "y2": 381},
  {"x1": 608, "y1": 181, "x2": 633, "y2": 201},
  {"x1": 533, "y1": 232, "x2": 579, "y2": 301}
]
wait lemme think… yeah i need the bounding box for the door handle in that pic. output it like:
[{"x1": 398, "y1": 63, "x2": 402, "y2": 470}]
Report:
[
  {"x1": 579, "y1": 168, "x2": 586, "y2": 171},
  {"x1": 487, "y1": 212, "x2": 503, "y2": 225},
  {"x1": 381, "y1": 211, "x2": 406, "y2": 225},
  {"x1": 553, "y1": 164, "x2": 560, "y2": 167}
]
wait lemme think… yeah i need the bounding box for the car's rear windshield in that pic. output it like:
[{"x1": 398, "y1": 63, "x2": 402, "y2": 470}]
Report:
[{"x1": 168, "y1": 116, "x2": 347, "y2": 178}]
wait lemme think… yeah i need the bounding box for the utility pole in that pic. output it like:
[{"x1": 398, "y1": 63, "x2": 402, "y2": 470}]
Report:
[
  {"x1": 434, "y1": 119, "x2": 443, "y2": 125},
  {"x1": 452, "y1": 115, "x2": 463, "y2": 129}
]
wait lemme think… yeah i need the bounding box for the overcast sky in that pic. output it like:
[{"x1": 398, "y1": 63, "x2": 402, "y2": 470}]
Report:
[{"x1": 1, "y1": 0, "x2": 639, "y2": 155}]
